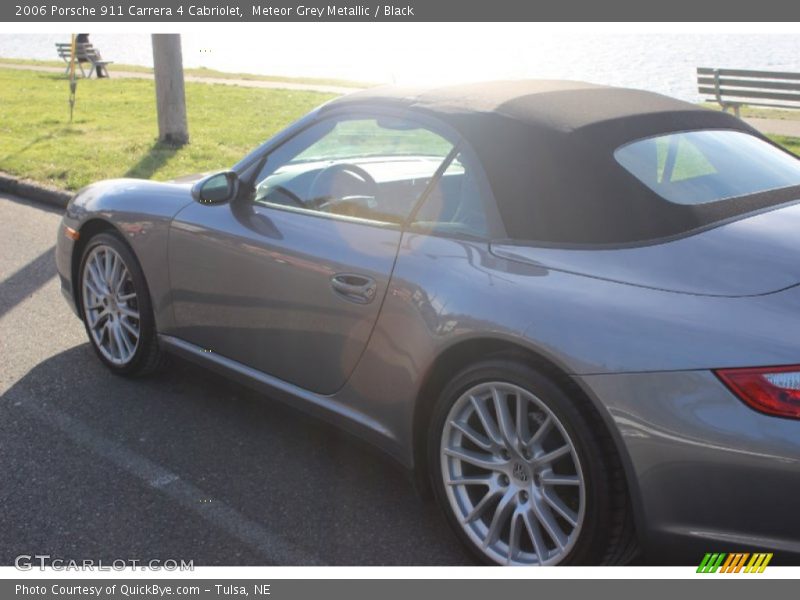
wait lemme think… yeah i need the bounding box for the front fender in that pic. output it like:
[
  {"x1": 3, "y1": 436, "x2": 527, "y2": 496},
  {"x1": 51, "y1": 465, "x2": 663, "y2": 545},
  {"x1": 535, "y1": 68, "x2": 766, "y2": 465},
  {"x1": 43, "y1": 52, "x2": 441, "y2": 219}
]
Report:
[{"x1": 57, "y1": 179, "x2": 195, "y2": 331}]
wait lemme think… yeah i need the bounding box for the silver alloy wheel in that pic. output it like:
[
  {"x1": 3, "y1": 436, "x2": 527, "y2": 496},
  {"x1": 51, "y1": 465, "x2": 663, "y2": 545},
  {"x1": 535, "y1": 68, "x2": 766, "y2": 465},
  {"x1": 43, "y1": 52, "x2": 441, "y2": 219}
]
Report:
[
  {"x1": 81, "y1": 244, "x2": 141, "y2": 365},
  {"x1": 440, "y1": 381, "x2": 586, "y2": 565}
]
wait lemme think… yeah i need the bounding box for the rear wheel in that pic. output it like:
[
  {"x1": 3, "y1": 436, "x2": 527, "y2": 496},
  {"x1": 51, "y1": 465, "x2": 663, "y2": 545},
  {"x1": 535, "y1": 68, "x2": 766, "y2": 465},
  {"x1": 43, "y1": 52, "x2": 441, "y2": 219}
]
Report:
[
  {"x1": 429, "y1": 357, "x2": 635, "y2": 565},
  {"x1": 79, "y1": 232, "x2": 165, "y2": 376}
]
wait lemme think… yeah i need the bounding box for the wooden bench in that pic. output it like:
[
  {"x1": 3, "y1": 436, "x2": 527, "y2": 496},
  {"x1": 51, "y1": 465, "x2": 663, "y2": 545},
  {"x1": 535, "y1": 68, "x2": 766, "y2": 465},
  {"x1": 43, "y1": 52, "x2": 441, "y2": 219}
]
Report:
[
  {"x1": 697, "y1": 67, "x2": 800, "y2": 117},
  {"x1": 56, "y1": 42, "x2": 112, "y2": 78}
]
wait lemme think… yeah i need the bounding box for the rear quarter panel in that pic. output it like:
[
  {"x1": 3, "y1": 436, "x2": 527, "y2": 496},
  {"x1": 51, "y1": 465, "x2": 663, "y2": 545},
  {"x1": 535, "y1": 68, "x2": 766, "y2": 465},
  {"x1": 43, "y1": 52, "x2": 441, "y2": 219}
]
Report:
[
  {"x1": 579, "y1": 369, "x2": 800, "y2": 562},
  {"x1": 339, "y1": 232, "x2": 800, "y2": 464}
]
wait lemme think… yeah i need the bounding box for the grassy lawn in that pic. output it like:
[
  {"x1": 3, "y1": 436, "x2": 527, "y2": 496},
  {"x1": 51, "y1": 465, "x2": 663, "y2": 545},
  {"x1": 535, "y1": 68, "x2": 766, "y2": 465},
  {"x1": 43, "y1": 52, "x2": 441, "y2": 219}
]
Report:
[
  {"x1": 700, "y1": 102, "x2": 800, "y2": 121},
  {"x1": 1, "y1": 66, "x2": 799, "y2": 193},
  {"x1": 769, "y1": 135, "x2": 800, "y2": 156},
  {"x1": 0, "y1": 67, "x2": 336, "y2": 190},
  {"x1": 0, "y1": 57, "x2": 371, "y2": 88}
]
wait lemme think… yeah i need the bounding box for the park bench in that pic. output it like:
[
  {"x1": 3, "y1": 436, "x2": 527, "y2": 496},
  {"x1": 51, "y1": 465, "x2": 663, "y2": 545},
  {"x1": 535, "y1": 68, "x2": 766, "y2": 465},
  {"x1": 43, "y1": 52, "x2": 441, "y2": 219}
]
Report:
[
  {"x1": 698, "y1": 67, "x2": 800, "y2": 116},
  {"x1": 55, "y1": 42, "x2": 112, "y2": 78}
]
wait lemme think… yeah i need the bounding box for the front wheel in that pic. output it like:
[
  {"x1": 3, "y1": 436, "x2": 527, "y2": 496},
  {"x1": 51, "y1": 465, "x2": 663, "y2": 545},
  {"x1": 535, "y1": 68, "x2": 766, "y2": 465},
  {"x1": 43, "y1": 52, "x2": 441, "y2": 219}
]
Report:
[
  {"x1": 78, "y1": 231, "x2": 165, "y2": 376},
  {"x1": 428, "y1": 358, "x2": 635, "y2": 565}
]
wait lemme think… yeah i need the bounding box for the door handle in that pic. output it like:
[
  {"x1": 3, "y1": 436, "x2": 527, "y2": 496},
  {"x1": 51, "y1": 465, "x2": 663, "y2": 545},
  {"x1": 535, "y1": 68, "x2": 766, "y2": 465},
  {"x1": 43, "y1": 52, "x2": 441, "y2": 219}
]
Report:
[{"x1": 330, "y1": 273, "x2": 377, "y2": 304}]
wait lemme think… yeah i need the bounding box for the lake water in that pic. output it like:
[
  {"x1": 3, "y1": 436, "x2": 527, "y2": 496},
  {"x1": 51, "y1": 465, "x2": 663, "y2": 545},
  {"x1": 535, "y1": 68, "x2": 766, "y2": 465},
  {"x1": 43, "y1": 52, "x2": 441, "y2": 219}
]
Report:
[{"x1": 1, "y1": 29, "x2": 798, "y2": 101}]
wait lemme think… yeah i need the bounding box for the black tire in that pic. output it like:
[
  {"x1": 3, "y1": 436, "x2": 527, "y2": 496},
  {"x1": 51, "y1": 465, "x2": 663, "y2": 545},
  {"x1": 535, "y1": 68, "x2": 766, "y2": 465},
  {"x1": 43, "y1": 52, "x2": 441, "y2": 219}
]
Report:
[
  {"x1": 428, "y1": 354, "x2": 637, "y2": 565},
  {"x1": 78, "y1": 231, "x2": 166, "y2": 376}
]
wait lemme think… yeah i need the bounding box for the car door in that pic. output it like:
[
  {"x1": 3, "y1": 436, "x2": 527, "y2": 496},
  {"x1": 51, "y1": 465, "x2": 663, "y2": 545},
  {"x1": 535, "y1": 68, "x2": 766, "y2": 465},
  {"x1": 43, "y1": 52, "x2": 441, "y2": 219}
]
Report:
[{"x1": 167, "y1": 111, "x2": 458, "y2": 395}]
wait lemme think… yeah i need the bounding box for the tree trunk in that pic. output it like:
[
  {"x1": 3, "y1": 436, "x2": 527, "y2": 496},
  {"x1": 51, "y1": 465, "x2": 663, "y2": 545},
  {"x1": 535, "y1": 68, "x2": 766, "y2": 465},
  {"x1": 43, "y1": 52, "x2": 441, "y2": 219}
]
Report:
[{"x1": 151, "y1": 34, "x2": 189, "y2": 146}]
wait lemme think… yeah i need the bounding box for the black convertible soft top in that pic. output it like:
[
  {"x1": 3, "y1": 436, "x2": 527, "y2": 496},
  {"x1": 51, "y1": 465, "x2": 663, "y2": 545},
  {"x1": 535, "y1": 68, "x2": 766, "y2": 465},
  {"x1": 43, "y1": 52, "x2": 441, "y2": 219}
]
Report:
[{"x1": 325, "y1": 80, "x2": 800, "y2": 246}]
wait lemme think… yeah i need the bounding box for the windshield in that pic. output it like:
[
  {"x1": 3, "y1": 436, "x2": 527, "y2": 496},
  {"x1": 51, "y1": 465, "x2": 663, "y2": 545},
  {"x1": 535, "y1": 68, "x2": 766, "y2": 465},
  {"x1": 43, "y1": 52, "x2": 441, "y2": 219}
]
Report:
[
  {"x1": 614, "y1": 130, "x2": 800, "y2": 205},
  {"x1": 290, "y1": 118, "x2": 452, "y2": 164}
]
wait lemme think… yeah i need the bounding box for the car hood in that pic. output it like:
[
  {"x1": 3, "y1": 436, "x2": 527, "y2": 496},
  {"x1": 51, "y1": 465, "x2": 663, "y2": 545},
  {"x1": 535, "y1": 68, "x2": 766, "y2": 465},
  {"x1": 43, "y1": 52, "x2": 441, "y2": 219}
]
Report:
[
  {"x1": 168, "y1": 172, "x2": 212, "y2": 185},
  {"x1": 490, "y1": 200, "x2": 800, "y2": 297},
  {"x1": 77, "y1": 177, "x2": 195, "y2": 198},
  {"x1": 67, "y1": 177, "x2": 198, "y2": 225}
]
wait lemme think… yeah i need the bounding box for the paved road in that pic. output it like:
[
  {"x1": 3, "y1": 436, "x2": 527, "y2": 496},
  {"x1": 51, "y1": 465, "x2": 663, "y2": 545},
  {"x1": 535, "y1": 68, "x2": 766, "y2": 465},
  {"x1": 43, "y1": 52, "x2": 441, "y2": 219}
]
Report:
[
  {"x1": 0, "y1": 63, "x2": 364, "y2": 95},
  {"x1": 744, "y1": 117, "x2": 800, "y2": 137},
  {"x1": 0, "y1": 193, "x2": 469, "y2": 566}
]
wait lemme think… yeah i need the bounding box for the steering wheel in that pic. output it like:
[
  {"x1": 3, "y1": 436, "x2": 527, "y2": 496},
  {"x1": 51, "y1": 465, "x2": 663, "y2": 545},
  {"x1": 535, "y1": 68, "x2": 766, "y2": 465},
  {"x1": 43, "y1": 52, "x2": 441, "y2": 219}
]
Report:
[
  {"x1": 307, "y1": 163, "x2": 379, "y2": 210},
  {"x1": 255, "y1": 183, "x2": 305, "y2": 208},
  {"x1": 270, "y1": 185, "x2": 305, "y2": 207}
]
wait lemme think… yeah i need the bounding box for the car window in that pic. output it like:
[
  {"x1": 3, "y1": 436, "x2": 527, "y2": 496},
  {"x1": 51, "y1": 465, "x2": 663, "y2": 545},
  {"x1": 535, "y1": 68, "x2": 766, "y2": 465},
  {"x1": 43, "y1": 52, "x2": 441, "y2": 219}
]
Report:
[
  {"x1": 615, "y1": 129, "x2": 800, "y2": 205},
  {"x1": 411, "y1": 151, "x2": 490, "y2": 238},
  {"x1": 252, "y1": 117, "x2": 455, "y2": 225}
]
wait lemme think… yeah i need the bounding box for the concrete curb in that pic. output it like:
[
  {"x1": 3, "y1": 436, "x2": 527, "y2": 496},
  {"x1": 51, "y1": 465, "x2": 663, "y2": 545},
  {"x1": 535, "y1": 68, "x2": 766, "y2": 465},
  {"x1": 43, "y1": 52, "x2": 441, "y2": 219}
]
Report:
[{"x1": 0, "y1": 172, "x2": 71, "y2": 209}]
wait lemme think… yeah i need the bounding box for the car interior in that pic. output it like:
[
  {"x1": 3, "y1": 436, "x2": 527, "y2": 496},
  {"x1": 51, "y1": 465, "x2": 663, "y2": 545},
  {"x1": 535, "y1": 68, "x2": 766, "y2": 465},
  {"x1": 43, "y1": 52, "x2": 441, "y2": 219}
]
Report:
[{"x1": 254, "y1": 155, "x2": 489, "y2": 237}]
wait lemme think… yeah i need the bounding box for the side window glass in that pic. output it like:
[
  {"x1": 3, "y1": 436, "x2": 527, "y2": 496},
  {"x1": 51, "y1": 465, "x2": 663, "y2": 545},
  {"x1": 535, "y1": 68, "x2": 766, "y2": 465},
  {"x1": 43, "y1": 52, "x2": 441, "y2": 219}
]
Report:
[
  {"x1": 411, "y1": 151, "x2": 490, "y2": 237},
  {"x1": 252, "y1": 117, "x2": 454, "y2": 225}
]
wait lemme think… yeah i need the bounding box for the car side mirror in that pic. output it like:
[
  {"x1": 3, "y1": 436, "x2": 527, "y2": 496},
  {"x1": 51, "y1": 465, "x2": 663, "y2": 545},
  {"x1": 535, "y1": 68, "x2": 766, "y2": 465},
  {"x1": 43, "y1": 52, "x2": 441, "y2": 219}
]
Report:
[{"x1": 193, "y1": 171, "x2": 239, "y2": 205}]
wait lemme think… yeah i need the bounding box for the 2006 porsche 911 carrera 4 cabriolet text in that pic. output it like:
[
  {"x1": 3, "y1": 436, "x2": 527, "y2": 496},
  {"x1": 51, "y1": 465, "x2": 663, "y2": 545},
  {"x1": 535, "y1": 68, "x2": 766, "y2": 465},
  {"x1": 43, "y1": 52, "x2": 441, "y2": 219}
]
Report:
[{"x1": 56, "y1": 80, "x2": 800, "y2": 565}]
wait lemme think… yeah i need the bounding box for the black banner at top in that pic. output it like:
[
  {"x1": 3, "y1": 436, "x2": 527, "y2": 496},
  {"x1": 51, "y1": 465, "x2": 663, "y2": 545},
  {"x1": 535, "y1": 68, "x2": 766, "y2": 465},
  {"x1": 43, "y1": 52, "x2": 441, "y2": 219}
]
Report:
[{"x1": 3, "y1": 0, "x2": 800, "y2": 22}]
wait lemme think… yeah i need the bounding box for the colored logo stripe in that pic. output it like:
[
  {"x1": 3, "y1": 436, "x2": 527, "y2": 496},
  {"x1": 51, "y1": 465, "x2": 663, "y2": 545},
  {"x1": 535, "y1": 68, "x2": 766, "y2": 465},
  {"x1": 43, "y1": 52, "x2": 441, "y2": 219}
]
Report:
[
  {"x1": 744, "y1": 553, "x2": 773, "y2": 573},
  {"x1": 697, "y1": 552, "x2": 773, "y2": 573},
  {"x1": 720, "y1": 553, "x2": 748, "y2": 573},
  {"x1": 697, "y1": 553, "x2": 726, "y2": 573}
]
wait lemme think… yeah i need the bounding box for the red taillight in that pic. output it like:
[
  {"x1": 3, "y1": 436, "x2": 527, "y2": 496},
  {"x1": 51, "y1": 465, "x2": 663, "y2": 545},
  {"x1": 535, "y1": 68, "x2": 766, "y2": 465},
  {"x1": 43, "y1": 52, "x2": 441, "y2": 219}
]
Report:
[{"x1": 715, "y1": 365, "x2": 800, "y2": 419}]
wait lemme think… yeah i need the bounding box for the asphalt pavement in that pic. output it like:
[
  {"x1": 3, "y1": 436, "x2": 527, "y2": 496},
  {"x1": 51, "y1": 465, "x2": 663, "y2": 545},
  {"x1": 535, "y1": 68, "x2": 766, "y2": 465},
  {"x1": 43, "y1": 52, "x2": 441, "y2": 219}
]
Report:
[{"x1": 0, "y1": 192, "x2": 470, "y2": 566}]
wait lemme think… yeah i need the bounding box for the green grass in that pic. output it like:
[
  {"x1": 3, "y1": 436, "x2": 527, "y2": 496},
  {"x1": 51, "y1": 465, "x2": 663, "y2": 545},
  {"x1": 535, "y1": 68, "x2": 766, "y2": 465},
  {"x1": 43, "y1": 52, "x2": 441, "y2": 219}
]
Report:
[
  {"x1": 700, "y1": 101, "x2": 800, "y2": 121},
  {"x1": 0, "y1": 57, "x2": 372, "y2": 88},
  {"x1": 0, "y1": 67, "x2": 336, "y2": 190},
  {"x1": 770, "y1": 135, "x2": 800, "y2": 156},
  {"x1": 1, "y1": 66, "x2": 799, "y2": 193},
  {"x1": 698, "y1": 103, "x2": 800, "y2": 154}
]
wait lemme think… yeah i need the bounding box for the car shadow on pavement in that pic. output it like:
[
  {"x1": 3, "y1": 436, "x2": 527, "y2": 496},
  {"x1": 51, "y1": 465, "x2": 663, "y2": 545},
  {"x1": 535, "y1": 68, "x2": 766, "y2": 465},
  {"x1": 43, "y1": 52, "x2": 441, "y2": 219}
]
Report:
[
  {"x1": 0, "y1": 344, "x2": 470, "y2": 566},
  {"x1": 0, "y1": 246, "x2": 57, "y2": 319}
]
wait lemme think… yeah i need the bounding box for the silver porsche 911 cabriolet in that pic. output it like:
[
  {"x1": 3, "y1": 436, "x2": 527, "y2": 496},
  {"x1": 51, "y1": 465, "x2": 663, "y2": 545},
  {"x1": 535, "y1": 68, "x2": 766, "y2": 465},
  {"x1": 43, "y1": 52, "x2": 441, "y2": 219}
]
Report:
[{"x1": 56, "y1": 80, "x2": 800, "y2": 566}]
